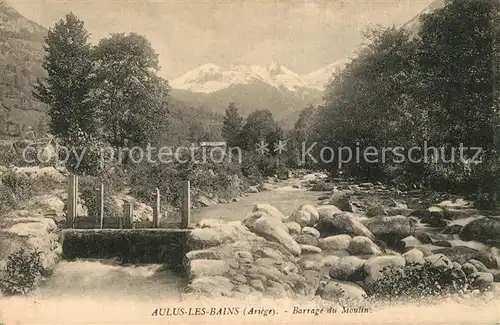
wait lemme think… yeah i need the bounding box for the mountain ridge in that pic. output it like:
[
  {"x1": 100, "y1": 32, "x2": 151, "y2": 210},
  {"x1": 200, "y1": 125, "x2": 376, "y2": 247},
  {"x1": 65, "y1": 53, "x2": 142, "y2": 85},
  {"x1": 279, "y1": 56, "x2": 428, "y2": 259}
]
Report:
[{"x1": 170, "y1": 59, "x2": 350, "y2": 94}]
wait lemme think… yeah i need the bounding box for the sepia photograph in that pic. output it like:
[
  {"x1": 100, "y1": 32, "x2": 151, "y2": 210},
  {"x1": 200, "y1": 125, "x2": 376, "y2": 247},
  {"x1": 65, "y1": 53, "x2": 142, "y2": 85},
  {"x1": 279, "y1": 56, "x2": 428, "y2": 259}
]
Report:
[{"x1": 0, "y1": 0, "x2": 500, "y2": 323}]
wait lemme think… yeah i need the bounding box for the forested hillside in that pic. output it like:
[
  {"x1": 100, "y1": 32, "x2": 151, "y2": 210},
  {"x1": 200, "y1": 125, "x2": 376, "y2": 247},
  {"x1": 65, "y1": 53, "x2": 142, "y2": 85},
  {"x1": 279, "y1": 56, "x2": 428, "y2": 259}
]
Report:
[{"x1": 0, "y1": 1, "x2": 49, "y2": 138}]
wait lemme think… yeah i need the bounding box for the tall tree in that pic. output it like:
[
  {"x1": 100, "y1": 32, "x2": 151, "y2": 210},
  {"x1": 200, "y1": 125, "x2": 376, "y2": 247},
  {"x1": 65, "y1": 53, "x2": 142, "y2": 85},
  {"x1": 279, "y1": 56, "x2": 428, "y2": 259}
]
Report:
[
  {"x1": 33, "y1": 12, "x2": 95, "y2": 141},
  {"x1": 221, "y1": 102, "x2": 243, "y2": 147},
  {"x1": 419, "y1": 0, "x2": 500, "y2": 206},
  {"x1": 239, "y1": 109, "x2": 278, "y2": 151},
  {"x1": 92, "y1": 32, "x2": 170, "y2": 150}
]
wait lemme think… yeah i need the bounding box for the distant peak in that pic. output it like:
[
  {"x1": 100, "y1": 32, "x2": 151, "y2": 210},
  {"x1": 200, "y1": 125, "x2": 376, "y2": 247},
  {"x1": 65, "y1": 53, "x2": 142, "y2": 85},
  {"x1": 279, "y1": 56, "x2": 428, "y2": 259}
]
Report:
[
  {"x1": 198, "y1": 63, "x2": 222, "y2": 71},
  {"x1": 268, "y1": 61, "x2": 282, "y2": 75}
]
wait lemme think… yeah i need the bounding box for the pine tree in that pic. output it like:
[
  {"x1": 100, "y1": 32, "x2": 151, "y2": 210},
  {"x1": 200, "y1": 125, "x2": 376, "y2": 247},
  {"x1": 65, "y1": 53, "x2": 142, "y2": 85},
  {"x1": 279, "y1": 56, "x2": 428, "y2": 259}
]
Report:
[{"x1": 221, "y1": 102, "x2": 243, "y2": 147}]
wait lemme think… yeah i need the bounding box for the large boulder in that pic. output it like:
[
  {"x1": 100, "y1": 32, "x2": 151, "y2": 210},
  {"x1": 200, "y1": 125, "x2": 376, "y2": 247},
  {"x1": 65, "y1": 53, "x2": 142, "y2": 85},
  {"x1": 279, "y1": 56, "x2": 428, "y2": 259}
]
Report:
[
  {"x1": 299, "y1": 205, "x2": 320, "y2": 221},
  {"x1": 347, "y1": 236, "x2": 381, "y2": 255},
  {"x1": 324, "y1": 192, "x2": 353, "y2": 212},
  {"x1": 252, "y1": 204, "x2": 287, "y2": 222},
  {"x1": 187, "y1": 219, "x2": 259, "y2": 250},
  {"x1": 288, "y1": 210, "x2": 313, "y2": 228},
  {"x1": 316, "y1": 205, "x2": 343, "y2": 220},
  {"x1": 243, "y1": 212, "x2": 301, "y2": 256},
  {"x1": 459, "y1": 217, "x2": 500, "y2": 245},
  {"x1": 361, "y1": 215, "x2": 415, "y2": 244},
  {"x1": 329, "y1": 256, "x2": 366, "y2": 281},
  {"x1": 288, "y1": 205, "x2": 320, "y2": 227},
  {"x1": 0, "y1": 217, "x2": 61, "y2": 273},
  {"x1": 432, "y1": 246, "x2": 498, "y2": 269},
  {"x1": 315, "y1": 212, "x2": 375, "y2": 240},
  {"x1": 424, "y1": 254, "x2": 453, "y2": 271},
  {"x1": 364, "y1": 255, "x2": 406, "y2": 283}
]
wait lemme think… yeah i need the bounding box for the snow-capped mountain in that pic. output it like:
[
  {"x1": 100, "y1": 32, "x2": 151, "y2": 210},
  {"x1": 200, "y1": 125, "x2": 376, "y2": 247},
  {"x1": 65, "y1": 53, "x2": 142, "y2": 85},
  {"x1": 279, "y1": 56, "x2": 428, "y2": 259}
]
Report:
[{"x1": 170, "y1": 60, "x2": 346, "y2": 94}]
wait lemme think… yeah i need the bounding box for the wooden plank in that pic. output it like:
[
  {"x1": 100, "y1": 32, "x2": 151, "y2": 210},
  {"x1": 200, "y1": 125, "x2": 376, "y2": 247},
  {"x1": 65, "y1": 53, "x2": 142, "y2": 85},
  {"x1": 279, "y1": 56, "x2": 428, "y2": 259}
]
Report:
[
  {"x1": 123, "y1": 201, "x2": 133, "y2": 229},
  {"x1": 99, "y1": 183, "x2": 104, "y2": 229},
  {"x1": 153, "y1": 188, "x2": 160, "y2": 229},
  {"x1": 181, "y1": 180, "x2": 191, "y2": 229},
  {"x1": 66, "y1": 174, "x2": 77, "y2": 228}
]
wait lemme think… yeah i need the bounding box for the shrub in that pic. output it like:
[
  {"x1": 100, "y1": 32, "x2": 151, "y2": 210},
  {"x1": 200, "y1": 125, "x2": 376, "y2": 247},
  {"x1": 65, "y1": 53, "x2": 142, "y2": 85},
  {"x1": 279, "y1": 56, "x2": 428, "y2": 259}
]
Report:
[
  {"x1": 364, "y1": 262, "x2": 473, "y2": 302},
  {"x1": 0, "y1": 247, "x2": 44, "y2": 296},
  {"x1": 1, "y1": 170, "x2": 61, "y2": 203},
  {"x1": 0, "y1": 183, "x2": 18, "y2": 214}
]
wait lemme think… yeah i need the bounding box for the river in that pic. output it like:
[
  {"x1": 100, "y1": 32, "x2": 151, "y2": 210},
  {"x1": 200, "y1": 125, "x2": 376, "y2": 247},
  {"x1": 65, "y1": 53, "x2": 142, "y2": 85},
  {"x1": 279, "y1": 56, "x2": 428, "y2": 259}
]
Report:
[{"x1": 1, "y1": 180, "x2": 499, "y2": 324}]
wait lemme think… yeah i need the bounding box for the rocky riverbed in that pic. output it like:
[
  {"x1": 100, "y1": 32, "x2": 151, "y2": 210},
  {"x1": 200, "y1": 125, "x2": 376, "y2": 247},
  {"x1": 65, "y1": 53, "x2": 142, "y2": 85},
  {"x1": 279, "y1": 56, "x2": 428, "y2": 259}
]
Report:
[{"x1": 183, "y1": 174, "x2": 500, "y2": 304}]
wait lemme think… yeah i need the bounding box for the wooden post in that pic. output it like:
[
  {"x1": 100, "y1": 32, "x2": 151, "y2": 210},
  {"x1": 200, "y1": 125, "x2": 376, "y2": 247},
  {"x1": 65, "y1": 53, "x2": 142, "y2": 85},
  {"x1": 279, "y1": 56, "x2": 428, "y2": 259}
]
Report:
[
  {"x1": 181, "y1": 180, "x2": 191, "y2": 229},
  {"x1": 153, "y1": 188, "x2": 160, "y2": 228},
  {"x1": 123, "y1": 201, "x2": 133, "y2": 229},
  {"x1": 67, "y1": 174, "x2": 77, "y2": 228},
  {"x1": 98, "y1": 183, "x2": 104, "y2": 229}
]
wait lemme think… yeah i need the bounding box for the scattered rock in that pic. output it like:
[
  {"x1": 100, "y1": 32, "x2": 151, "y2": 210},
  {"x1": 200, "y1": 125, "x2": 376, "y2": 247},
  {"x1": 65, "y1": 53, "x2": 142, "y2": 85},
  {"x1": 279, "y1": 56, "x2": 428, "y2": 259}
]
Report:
[
  {"x1": 316, "y1": 205, "x2": 343, "y2": 220},
  {"x1": 252, "y1": 204, "x2": 287, "y2": 222},
  {"x1": 468, "y1": 259, "x2": 489, "y2": 273},
  {"x1": 285, "y1": 222, "x2": 302, "y2": 237},
  {"x1": 318, "y1": 235, "x2": 352, "y2": 251},
  {"x1": 364, "y1": 255, "x2": 405, "y2": 283},
  {"x1": 302, "y1": 227, "x2": 320, "y2": 239},
  {"x1": 361, "y1": 215, "x2": 415, "y2": 244},
  {"x1": 424, "y1": 254, "x2": 453, "y2": 271},
  {"x1": 403, "y1": 248, "x2": 425, "y2": 264},
  {"x1": 324, "y1": 192, "x2": 353, "y2": 212},
  {"x1": 347, "y1": 236, "x2": 381, "y2": 255},
  {"x1": 470, "y1": 272, "x2": 494, "y2": 290},
  {"x1": 433, "y1": 240, "x2": 452, "y2": 248},
  {"x1": 432, "y1": 246, "x2": 498, "y2": 269},
  {"x1": 243, "y1": 212, "x2": 301, "y2": 256},
  {"x1": 295, "y1": 234, "x2": 318, "y2": 246},
  {"x1": 298, "y1": 254, "x2": 325, "y2": 271},
  {"x1": 329, "y1": 256, "x2": 365, "y2": 281},
  {"x1": 459, "y1": 217, "x2": 500, "y2": 245},
  {"x1": 365, "y1": 206, "x2": 387, "y2": 218},
  {"x1": 316, "y1": 212, "x2": 375, "y2": 240},
  {"x1": 461, "y1": 262, "x2": 478, "y2": 275},
  {"x1": 300, "y1": 245, "x2": 322, "y2": 254},
  {"x1": 441, "y1": 224, "x2": 463, "y2": 235},
  {"x1": 288, "y1": 210, "x2": 313, "y2": 228}
]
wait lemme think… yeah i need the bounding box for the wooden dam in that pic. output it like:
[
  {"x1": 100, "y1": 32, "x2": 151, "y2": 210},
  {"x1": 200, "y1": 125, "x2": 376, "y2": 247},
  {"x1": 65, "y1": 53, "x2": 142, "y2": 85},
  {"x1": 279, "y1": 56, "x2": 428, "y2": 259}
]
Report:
[{"x1": 62, "y1": 175, "x2": 192, "y2": 271}]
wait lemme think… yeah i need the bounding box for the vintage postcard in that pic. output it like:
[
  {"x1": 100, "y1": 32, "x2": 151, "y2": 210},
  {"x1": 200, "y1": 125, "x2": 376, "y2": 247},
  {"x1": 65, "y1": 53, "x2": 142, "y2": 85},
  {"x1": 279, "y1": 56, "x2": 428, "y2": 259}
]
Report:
[{"x1": 0, "y1": 0, "x2": 500, "y2": 324}]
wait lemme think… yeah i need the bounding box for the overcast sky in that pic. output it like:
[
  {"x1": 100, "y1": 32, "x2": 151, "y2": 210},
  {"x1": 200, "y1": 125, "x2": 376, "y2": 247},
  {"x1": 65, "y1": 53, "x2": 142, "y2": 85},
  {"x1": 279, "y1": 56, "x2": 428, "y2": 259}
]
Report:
[{"x1": 9, "y1": 0, "x2": 433, "y2": 80}]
